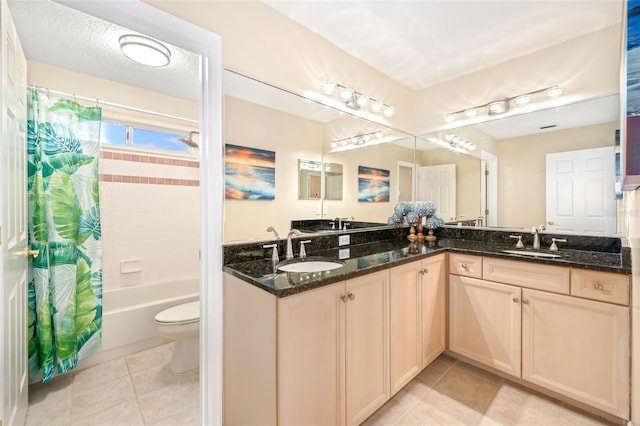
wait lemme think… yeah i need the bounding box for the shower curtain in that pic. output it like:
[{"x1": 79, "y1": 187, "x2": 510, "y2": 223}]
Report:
[{"x1": 26, "y1": 88, "x2": 103, "y2": 382}]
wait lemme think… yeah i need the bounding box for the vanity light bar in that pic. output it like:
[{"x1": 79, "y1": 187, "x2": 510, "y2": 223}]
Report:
[
  {"x1": 330, "y1": 130, "x2": 384, "y2": 149},
  {"x1": 444, "y1": 85, "x2": 563, "y2": 123},
  {"x1": 322, "y1": 80, "x2": 396, "y2": 117}
]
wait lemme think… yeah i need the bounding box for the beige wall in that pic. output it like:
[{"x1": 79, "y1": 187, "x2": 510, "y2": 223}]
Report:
[
  {"x1": 497, "y1": 121, "x2": 617, "y2": 228},
  {"x1": 145, "y1": 0, "x2": 416, "y2": 133},
  {"x1": 414, "y1": 25, "x2": 621, "y2": 134}
]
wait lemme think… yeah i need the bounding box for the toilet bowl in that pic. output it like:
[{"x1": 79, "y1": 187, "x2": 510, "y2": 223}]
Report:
[{"x1": 155, "y1": 301, "x2": 200, "y2": 374}]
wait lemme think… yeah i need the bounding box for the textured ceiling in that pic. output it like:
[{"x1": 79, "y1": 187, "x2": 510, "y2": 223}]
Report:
[
  {"x1": 263, "y1": 0, "x2": 623, "y2": 91},
  {"x1": 8, "y1": 0, "x2": 201, "y2": 101}
]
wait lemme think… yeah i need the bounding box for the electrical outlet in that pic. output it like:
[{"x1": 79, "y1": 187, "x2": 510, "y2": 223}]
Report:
[
  {"x1": 338, "y1": 235, "x2": 350, "y2": 246},
  {"x1": 339, "y1": 248, "x2": 350, "y2": 259}
]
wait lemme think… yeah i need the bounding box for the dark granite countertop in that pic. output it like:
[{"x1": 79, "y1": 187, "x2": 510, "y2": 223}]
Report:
[{"x1": 223, "y1": 237, "x2": 631, "y2": 298}]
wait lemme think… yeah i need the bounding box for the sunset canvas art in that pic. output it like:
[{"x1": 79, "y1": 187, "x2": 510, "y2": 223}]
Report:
[
  {"x1": 358, "y1": 165, "x2": 390, "y2": 202},
  {"x1": 225, "y1": 144, "x2": 276, "y2": 200}
]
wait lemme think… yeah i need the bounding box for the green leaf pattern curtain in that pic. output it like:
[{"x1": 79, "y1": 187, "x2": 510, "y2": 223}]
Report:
[{"x1": 26, "y1": 89, "x2": 103, "y2": 382}]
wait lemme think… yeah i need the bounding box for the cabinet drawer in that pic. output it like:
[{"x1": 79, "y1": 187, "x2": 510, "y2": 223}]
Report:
[
  {"x1": 571, "y1": 269, "x2": 630, "y2": 306},
  {"x1": 449, "y1": 253, "x2": 482, "y2": 278},
  {"x1": 483, "y1": 257, "x2": 570, "y2": 294}
]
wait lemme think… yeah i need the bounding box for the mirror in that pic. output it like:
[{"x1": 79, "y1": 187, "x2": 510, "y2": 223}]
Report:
[
  {"x1": 223, "y1": 70, "x2": 418, "y2": 243},
  {"x1": 298, "y1": 160, "x2": 343, "y2": 200},
  {"x1": 417, "y1": 94, "x2": 620, "y2": 235},
  {"x1": 298, "y1": 160, "x2": 323, "y2": 200}
]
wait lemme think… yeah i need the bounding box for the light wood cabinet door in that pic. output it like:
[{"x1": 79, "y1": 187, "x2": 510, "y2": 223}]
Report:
[
  {"x1": 278, "y1": 282, "x2": 346, "y2": 426},
  {"x1": 521, "y1": 289, "x2": 630, "y2": 419},
  {"x1": 421, "y1": 254, "x2": 446, "y2": 368},
  {"x1": 449, "y1": 275, "x2": 522, "y2": 377},
  {"x1": 389, "y1": 261, "x2": 421, "y2": 396},
  {"x1": 345, "y1": 270, "x2": 390, "y2": 426}
]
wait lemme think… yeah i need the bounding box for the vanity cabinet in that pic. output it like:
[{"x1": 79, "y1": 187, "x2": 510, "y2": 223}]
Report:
[
  {"x1": 448, "y1": 254, "x2": 630, "y2": 419},
  {"x1": 278, "y1": 269, "x2": 390, "y2": 426},
  {"x1": 389, "y1": 254, "x2": 446, "y2": 396}
]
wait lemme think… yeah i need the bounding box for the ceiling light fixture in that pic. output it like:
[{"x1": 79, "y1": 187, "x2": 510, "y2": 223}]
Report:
[
  {"x1": 119, "y1": 34, "x2": 171, "y2": 67},
  {"x1": 444, "y1": 85, "x2": 563, "y2": 123},
  {"x1": 444, "y1": 132, "x2": 476, "y2": 151},
  {"x1": 320, "y1": 80, "x2": 396, "y2": 117}
]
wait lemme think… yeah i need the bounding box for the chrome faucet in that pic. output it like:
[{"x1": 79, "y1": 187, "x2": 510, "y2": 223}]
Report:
[
  {"x1": 475, "y1": 216, "x2": 484, "y2": 227},
  {"x1": 266, "y1": 226, "x2": 279, "y2": 241},
  {"x1": 335, "y1": 216, "x2": 354, "y2": 230},
  {"x1": 286, "y1": 229, "x2": 301, "y2": 260},
  {"x1": 531, "y1": 226, "x2": 541, "y2": 249}
]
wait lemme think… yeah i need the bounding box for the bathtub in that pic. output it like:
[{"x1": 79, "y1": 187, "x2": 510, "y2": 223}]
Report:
[{"x1": 79, "y1": 278, "x2": 200, "y2": 369}]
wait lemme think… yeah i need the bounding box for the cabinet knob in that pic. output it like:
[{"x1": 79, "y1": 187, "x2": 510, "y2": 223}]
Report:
[
  {"x1": 594, "y1": 283, "x2": 603, "y2": 290},
  {"x1": 348, "y1": 293, "x2": 355, "y2": 301},
  {"x1": 522, "y1": 299, "x2": 530, "y2": 305},
  {"x1": 513, "y1": 297, "x2": 520, "y2": 303},
  {"x1": 341, "y1": 295, "x2": 348, "y2": 303},
  {"x1": 419, "y1": 268, "x2": 429, "y2": 275},
  {"x1": 460, "y1": 263, "x2": 468, "y2": 270},
  {"x1": 23, "y1": 249, "x2": 39, "y2": 258}
]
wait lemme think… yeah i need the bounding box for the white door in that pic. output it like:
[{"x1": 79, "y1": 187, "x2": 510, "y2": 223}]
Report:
[
  {"x1": 546, "y1": 146, "x2": 616, "y2": 234},
  {"x1": 0, "y1": 0, "x2": 28, "y2": 424},
  {"x1": 418, "y1": 164, "x2": 456, "y2": 221},
  {"x1": 480, "y1": 151, "x2": 498, "y2": 227}
]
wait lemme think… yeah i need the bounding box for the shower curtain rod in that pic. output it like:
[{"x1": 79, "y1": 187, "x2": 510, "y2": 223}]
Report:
[{"x1": 30, "y1": 85, "x2": 199, "y2": 125}]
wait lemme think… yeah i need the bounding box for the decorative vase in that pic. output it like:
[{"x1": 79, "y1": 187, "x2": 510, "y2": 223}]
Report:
[
  {"x1": 407, "y1": 222, "x2": 418, "y2": 242},
  {"x1": 408, "y1": 240, "x2": 419, "y2": 254},
  {"x1": 425, "y1": 228, "x2": 437, "y2": 242},
  {"x1": 417, "y1": 216, "x2": 425, "y2": 241}
]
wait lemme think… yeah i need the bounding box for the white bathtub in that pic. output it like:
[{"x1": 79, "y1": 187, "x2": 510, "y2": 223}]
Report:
[{"x1": 79, "y1": 278, "x2": 199, "y2": 369}]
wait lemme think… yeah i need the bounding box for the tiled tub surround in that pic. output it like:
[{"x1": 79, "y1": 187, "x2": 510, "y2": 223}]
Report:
[{"x1": 223, "y1": 227, "x2": 630, "y2": 298}]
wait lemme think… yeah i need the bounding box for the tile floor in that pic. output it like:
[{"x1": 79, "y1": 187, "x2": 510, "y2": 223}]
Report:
[
  {"x1": 26, "y1": 346, "x2": 618, "y2": 426},
  {"x1": 25, "y1": 343, "x2": 200, "y2": 426},
  {"x1": 363, "y1": 355, "x2": 619, "y2": 426}
]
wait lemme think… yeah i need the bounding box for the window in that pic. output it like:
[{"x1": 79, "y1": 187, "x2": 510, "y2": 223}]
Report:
[{"x1": 100, "y1": 120, "x2": 192, "y2": 154}]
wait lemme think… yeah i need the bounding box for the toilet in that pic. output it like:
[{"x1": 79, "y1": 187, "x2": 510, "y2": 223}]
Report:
[{"x1": 154, "y1": 301, "x2": 200, "y2": 374}]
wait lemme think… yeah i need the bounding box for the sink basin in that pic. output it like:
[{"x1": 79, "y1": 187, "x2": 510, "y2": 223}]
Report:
[
  {"x1": 277, "y1": 257, "x2": 345, "y2": 273},
  {"x1": 502, "y1": 250, "x2": 561, "y2": 259}
]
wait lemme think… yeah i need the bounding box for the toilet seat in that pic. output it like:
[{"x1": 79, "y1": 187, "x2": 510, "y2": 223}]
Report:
[{"x1": 155, "y1": 301, "x2": 200, "y2": 325}]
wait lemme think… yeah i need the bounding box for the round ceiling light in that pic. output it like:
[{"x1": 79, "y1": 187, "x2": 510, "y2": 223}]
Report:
[{"x1": 119, "y1": 34, "x2": 171, "y2": 67}]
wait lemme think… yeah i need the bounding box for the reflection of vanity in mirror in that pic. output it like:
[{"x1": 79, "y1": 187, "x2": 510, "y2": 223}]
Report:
[
  {"x1": 298, "y1": 160, "x2": 343, "y2": 201},
  {"x1": 417, "y1": 94, "x2": 619, "y2": 235}
]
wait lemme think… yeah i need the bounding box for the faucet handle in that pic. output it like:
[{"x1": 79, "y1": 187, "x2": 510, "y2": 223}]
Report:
[
  {"x1": 549, "y1": 238, "x2": 567, "y2": 252},
  {"x1": 262, "y1": 243, "x2": 279, "y2": 263},
  {"x1": 299, "y1": 240, "x2": 311, "y2": 259},
  {"x1": 509, "y1": 235, "x2": 524, "y2": 248}
]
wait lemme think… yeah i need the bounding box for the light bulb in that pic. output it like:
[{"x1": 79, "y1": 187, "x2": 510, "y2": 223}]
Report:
[
  {"x1": 514, "y1": 95, "x2": 530, "y2": 106},
  {"x1": 445, "y1": 133, "x2": 454, "y2": 142},
  {"x1": 465, "y1": 108, "x2": 478, "y2": 118},
  {"x1": 351, "y1": 137, "x2": 359, "y2": 144},
  {"x1": 375, "y1": 131, "x2": 383, "y2": 138},
  {"x1": 340, "y1": 87, "x2": 353, "y2": 101},
  {"x1": 546, "y1": 86, "x2": 563, "y2": 98},
  {"x1": 370, "y1": 100, "x2": 382, "y2": 112},
  {"x1": 383, "y1": 105, "x2": 395, "y2": 117},
  {"x1": 488, "y1": 101, "x2": 506, "y2": 114},
  {"x1": 363, "y1": 134, "x2": 370, "y2": 141},
  {"x1": 322, "y1": 81, "x2": 336, "y2": 94},
  {"x1": 445, "y1": 114, "x2": 456, "y2": 123},
  {"x1": 356, "y1": 94, "x2": 368, "y2": 107},
  {"x1": 340, "y1": 139, "x2": 347, "y2": 146},
  {"x1": 331, "y1": 142, "x2": 337, "y2": 148}
]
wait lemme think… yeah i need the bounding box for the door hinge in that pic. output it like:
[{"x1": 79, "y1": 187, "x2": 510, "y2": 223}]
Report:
[
  {"x1": 485, "y1": 169, "x2": 489, "y2": 176},
  {"x1": 485, "y1": 209, "x2": 490, "y2": 215}
]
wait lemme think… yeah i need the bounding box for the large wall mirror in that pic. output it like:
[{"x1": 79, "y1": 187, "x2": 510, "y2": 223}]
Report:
[
  {"x1": 417, "y1": 94, "x2": 620, "y2": 236},
  {"x1": 223, "y1": 70, "x2": 416, "y2": 243}
]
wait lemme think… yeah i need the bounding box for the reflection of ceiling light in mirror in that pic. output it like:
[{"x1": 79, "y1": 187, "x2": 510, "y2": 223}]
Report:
[
  {"x1": 445, "y1": 114, "x2": 456, "y2": 123},
  {"x1": 546, "y1": 86, "x2": 563, "y2": 98},
  {"x1": 383, "y1": 105, "x2": 395, "y2": 117},
  {"x1": 356, "y1": 94, "x2": 368, "y2": 107},
  {"x1": 332, "y1": 130, "x2": 385, "y2": 151},
  {"x1": 119, "y1": 34, "x2": 171, "y2": 67},
  {"x1": 514, "y1": 95, "x2": 530, "y2": 106},
  {"x1": 340, "y1": 87, "x2": 354, "y2": 100},
  {"x1": 488, "y1": 100, "x2": 507, "y2": 114},
  {"x1": 370, "y1": 101, "x2": 382, "y2": 112},
  {"x1": 322, "y1": 81, "x2": 336, "y2": 94},
  {"x1": 375, "y1": 131, "x2": 383, "y2": 138},
  {"x1": 331, "y1": 142, "x2": 338, "y2": 148},
  {"x1": 465, "y1": 108, "x2": 478, "y2": 118}
]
